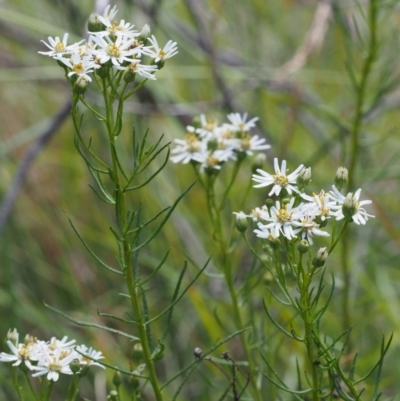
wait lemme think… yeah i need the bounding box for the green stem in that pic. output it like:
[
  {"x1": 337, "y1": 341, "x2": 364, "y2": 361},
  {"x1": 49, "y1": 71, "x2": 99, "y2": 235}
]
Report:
[
  {"x1": 312, "y1": 330, "x2": 362, "y2": 400},
  {"x1": 24, "y1": 372, "x2": 39, "y2": 401},
  {"x1": 347, "y1": 0, "x2": 378, "y2": 189},
  {"x1": 298, "y1": 256, "x2": 319, "y2": 401},
  {"x1": 219, "y1": 159, "x2": 242, "y2": 211},
  {"x1": 11, "y1": 366, "x2": 24, "y2": 401},
  {"x1": 206, "y1": 178, "x2": 262, "y2": 401},
  {"x1": 341, "y1": 231, "x2": 352, "y2": 351},
  {"x1": 101, "y1": 84, "x2": 163, "y2": 401}
]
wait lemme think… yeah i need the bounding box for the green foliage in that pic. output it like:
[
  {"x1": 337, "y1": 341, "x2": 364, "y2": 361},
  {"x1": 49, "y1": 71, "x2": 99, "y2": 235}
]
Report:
[{"x1": 1, "y1": 1, "x2": 400, "y2": 400}]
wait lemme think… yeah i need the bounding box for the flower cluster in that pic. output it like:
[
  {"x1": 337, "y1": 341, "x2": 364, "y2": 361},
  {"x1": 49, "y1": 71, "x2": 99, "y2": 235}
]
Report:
[
  {"x1": 171, "y1": 113, "x2": 270, "y2": 172},
  {"x1": 0, "y1": 329, "x2": 104, "y2": 382},
  {"x1": 235, "y1": 160, "x2": 374, "y2": 245},
  {"x1": 39, "y1": 5, "x2": 178, "y2": 90}
]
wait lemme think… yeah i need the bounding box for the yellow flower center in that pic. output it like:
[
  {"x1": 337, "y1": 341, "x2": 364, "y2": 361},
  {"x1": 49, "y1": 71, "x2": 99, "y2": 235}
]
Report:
[
  {"x1": 275, "y1": 206, "x2": 292, "y2": 223},
  {"x1": 273, "y1": 174, "x2": 288, "y2": 187},
  {"x1": 206, "y1": 156, "x2": 219, "y2": 167},
  {"x1": 107, "y1": 43, "x2": 121, "y2": 58},
  {"x1": 73, "y1": 63, "x2": 84, "y2": 74},
  {"x1": 54, "y1": 41, "x2": 66, "y2": 53}
]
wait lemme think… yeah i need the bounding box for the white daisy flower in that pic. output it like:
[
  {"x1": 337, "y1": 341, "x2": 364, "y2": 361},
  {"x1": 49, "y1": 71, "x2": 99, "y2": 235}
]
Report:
[
  {"x1": 256, "y1": 198, "x2": 301, "y2": 240},
  {"x1": 0, "y1": 340, "x2": 39, "y2": 370},
  {"x1": 90, "y1": 35, "x2": 142, "y2": 66},
  {"x1": 144, "y1": 35, "x2": 178, "y2": 63},
  {"x1": 39, "y1": 33, "x2": 83, "y2": 58},
  {"x1": 114, "y1": 59, "x2": 158, "y2": 80},
  {"x1": 329, "y1": 186, "x2": 374, "y2": 225},
  {"x1": 101, "y1": 5, "x2": 118, "y2": 24},
  {"x1": 300, "y1": 190, "x2": 335, "y2": 221},
  {"x1": 225, "y1": 113, "x2": 259, "y2": 132},
  {"x1": 253, "y1": 158, "x2": 304, "y2": 196},
  {"x1": 292, "y1": 215, "x2": 330, "y2": 245},
  {"x1": 75, "y1": 345, "x2": 105, "y2": 369},
  {"x1": 57, "y1": 52, "x2": 98, "y2": 82},
  {"x1": 170, "y1": 130, "x2": 207, "y2": 164},
  {"x1": 94, "y1": 19, "x2": 139, "y2": 39},
  {"x1": 235, "y1": 134, "x2": 270, "y2": 156},
  {"x1": 31, "y1": 347, "x2": 75, "y2": 382}
]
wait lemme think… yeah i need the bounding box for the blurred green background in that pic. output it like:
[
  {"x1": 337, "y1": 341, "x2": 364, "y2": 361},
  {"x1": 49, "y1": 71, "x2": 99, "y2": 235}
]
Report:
[{"x1": 1, "y1": 0, "x2": 400, "y2": 399}]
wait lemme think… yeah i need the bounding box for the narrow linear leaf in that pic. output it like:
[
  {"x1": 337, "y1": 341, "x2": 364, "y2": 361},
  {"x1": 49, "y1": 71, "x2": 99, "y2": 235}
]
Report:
[
  {"x1": 97, "y1": 309, "x2": 135, "y2": 324},
  {"x1": 87, "y1": 165, "x2": 115, "y2": 204},
  {"x1": 137, "y1": 248, "x2": 170, "y2": 288},
  {"x1": 44, "y1": 303, "x2": 139, "y2": 341},
  {"x1": 262, "y1": 298, "x2": 295, "y2": 339},
  {"x1": 125, "y1": 147, "x2": 170, "y2": 192},
  {"x1": 66, "y1": 214, "x2": 122, "y2": 275},
  {"x1": 131, "y1": 181, "x2": 196, "y2": 253},
  {"x1": 354, "y1": 334, "x2": 393, "y2": 385},
  {"x1": 146, "y1": 258, "x2": 210, "y2": 326},
  {"x1": 161, "y1": 261, "x2": 187, "y2": 342},
  {"x1": 88, "y1": 184, "x2": 115, "y2": 205},
  {"x1": 126, "y1": 206, "x2": 170, "y2": 236}
]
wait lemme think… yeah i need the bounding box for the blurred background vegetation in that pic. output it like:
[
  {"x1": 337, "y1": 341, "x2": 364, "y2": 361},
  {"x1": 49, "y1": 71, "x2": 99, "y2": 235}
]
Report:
[{"x1": 1, "y1": 0, "x2": 400, "y2": 399}]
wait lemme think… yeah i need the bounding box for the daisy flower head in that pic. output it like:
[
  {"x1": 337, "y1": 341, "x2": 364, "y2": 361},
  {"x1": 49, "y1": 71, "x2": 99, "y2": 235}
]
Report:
[
  {"x1": 115, "y1": 59, "x2": 158, "y2": 80},
  {"x1": 93, "y1": 18, "x2": 139, "y2": 39},
  {"x1": 256, "y1": 198, "x2": 301, "y2": 240},
  {"x1": 101, "y1": 4, "x2": 119, "y2": 24},
  {"x1": 170, "y1": 130, "x2": 207, "y2": 164},
  {"x1": 300, "y1": 190, "x2": 335, "y2": 222},
  {"x1": 329, "y1": 185, "x2": 374, "y2": 225},
  {"x1": 225, "y1": 113, "x2": 259, "y2": 132},
  {"x1": 75, "y1": 345, "x2": 105, "y2": 369},
  {"x1": 90, "y1": 34, "x2": 141, "y2": 66},
  {"x1": 39, "y1": 33, "x2": 83, "y2": 58},
  {"x1": 292, "y1": 214, "x2": 330, "y2": 245},
  {"x1": 252, "y1": 158, "x2": 304, "y2": 196},
  {"x1": 0, "y1": 339, "x2": 39, "y2": 370},
  {"x1": 235, "y1": 134, "x2": 271, "y2": 156},
  {"x1": 144, "y1": 35, "x2": 178, "y2": 66},
  {"x1": 57, "y1": 52, "x2": 98, "y2": 82},
  {"x1": 31, "y1": 347, "x2": 75, "y2": 382}
]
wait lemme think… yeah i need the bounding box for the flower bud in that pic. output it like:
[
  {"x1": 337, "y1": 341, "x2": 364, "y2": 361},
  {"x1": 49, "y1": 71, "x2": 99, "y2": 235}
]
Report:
[
  {"x1": 88, "y1": 13, "x2": 105, "y2": 32},
  {"x1": 252, "y1": 153, "x2": 267, "y2": 173},
  {"x1": 233, "y1": 212, "x2": 248, "y2": 232},
  {"x1": 132, "y1": 343, "x2": 144, "y2": 362},
  {"x1": 312, "y1": 247, "x2": 328, "y2": 268},
  {"x1": 298, "y1": 239, "x2": 310, "y2": 254},
  {"x1": 265, "y1": 198, "x2": 274, "y2": 208},
  {"x1": 334, "y1": 167, "x2": 348, "y2": 190},
  {"x1": 70, "y1": 358, "x2": 81, "y2": 374},
  {"x1": 113, "y1": 370, "x2": 122, "y2": 387},
  {"x1": 73, "y1": 76, "x2": 89, "y2": 95},
  {"x1": 207, "y1": 139, "x2": 218, "y2": 152},
  {"x1": 107, "y1": 390, "x2": 119, "y2": 401},
  {"x1": 342, "y1": 193, "x2": 357, "y2": 219},
  {"x1": 138, "y1": 24, "x2": 151, "y2": 42},
  {"x1": 268, "y1": 236, "x2": 281, "y2": 250},
  {"x1": 282, "y1": 198, "x2": 291, "y2": 205},
  {"x1": 6, "y1": 329, "x2": 18, "y2": 346},
  {"x1": 123, "y1": 70, "x2": 136, "y2": 83},
  {"x1": 296, "y1": 167, "x2": 311, "y2": 188},
  {"x1": 194, "y1": 347, "x2": 203, "y2": 358},
  {"x1": 130, "y1": 376, "x2": 140, "y2": 389}
]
